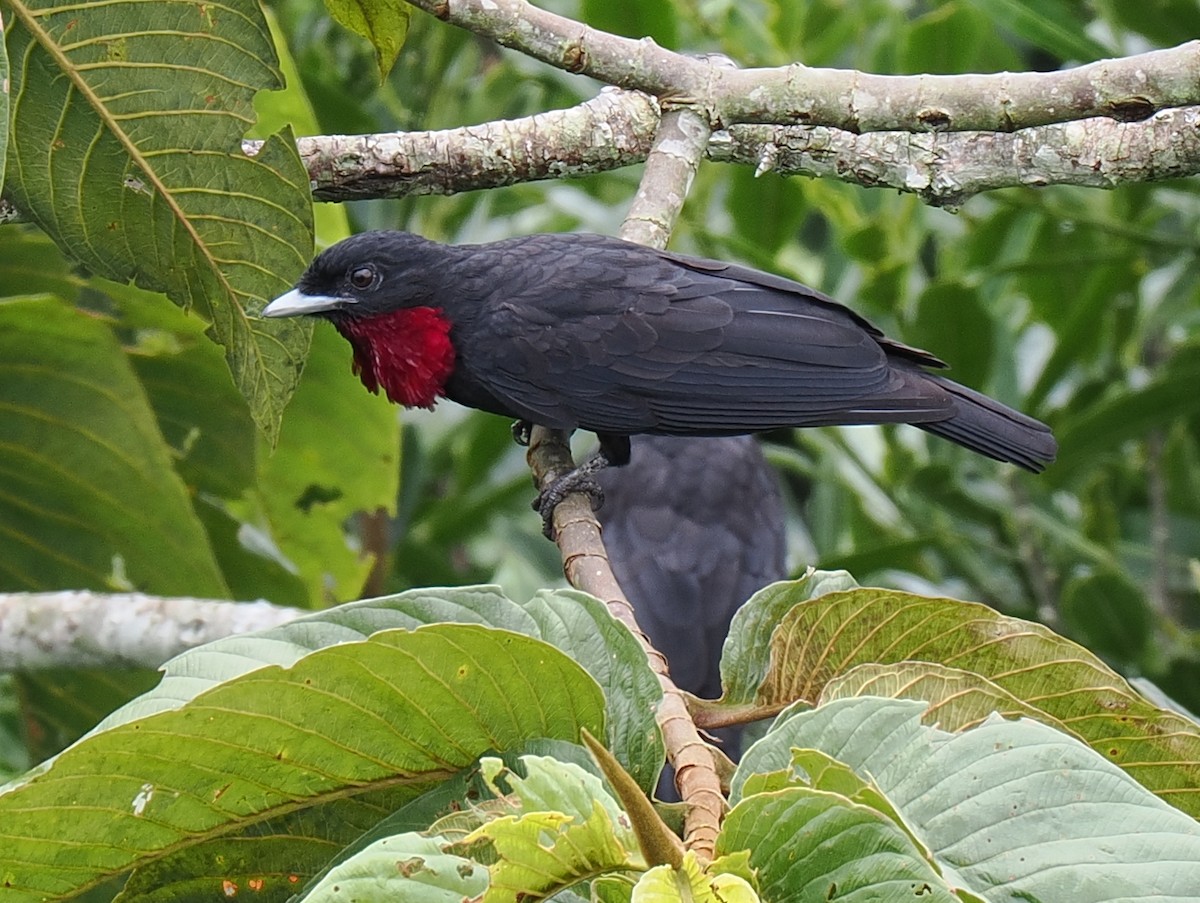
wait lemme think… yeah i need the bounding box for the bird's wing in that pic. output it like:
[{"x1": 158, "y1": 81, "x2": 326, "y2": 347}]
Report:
[{"x1": 462, "y1": 236, "x2": 956, "y2": 435}]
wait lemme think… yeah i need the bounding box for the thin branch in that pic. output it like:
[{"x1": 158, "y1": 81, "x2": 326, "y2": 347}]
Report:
[
  {"x1": 524, "y1": 105, "x2": 725, "y2": 859},
  {"x1": 0, "y1": 592, "x2": 304, "y2": 671},
  {"x1": 293, "y1": 88, "x2": 661, "y2": 201},
  {"x1": 413, "y1": 0, "x2": 1200, "y2": 132},
  {"x1": 619, "y1": 106, "x2": 724, "y2": 859}
]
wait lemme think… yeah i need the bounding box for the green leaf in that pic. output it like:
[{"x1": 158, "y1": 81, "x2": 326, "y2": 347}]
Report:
[
  {"x1": 1060, "y1": 571, "x2": 1152, "y2": 661},
  {"x1": 85, "y1": 586, "x2": 662, "y2": 793},
  {"x1": 965, "y1": 0, "x2": 1112, "y2": 62},
  {"x1": 0, "y1": 624, "x2": 606, "y2": 902},
  {"x1": 463, "y1": 755, "x2": 645, "y2": 902},
  {"x1": 4, "y1": 0, "x2": 314, "y2": 440},
  {"x1": 301, "y1": 832, "x2": 488, "y2": 902},
  {"x1": 582, "y1": 0, "x2": 677, "y2": 48},
  {"x1": 906, "y1": 283, "x2": 994, "y2": 392},
  {"x1": 821, "y1": 661, "x2": 1065, "y2": 733},
  {"x1": 746, "y1": 586, "x2": 1200, "y2": 816},
  {"x1": 901, "y1": 3, "x2": 1016, "y2": 75},
  {"x1": 322, "y1": 0, "x2": 411, "y2": 80},
  {"x1": 735, "y1": 697, "x2": 1200, "y2": 900},
  {"x1": 0, "y1": 297, "x2": 227, "y2": 595},
  {"x1": 102, "y1": 262, "x2": 393, "y2": 607},
  {"x1": 630, "y1": 853, "x2": 759, "y2": 903},
  {"x1": 522, "y1": 590, "x2": 665, "y2": 793},
  {"x1": 253, "y1": 324, "x2": 400, "y2": 603},
  {"x1": 1053, "y1": 351, "x2": 1200, "y2": 476},
  {"x1": 739, "y1": 745, "x2": 934, "y2": 870},
  {"x1": 717, "y1": 787, "x2": 959, "y2": 903},
  {"x1": 719, "y1": 571, "x2": 858, "y2": 706}
]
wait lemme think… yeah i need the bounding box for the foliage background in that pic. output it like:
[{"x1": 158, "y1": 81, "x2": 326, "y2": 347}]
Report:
[{"x1": 2, "y1": 0, "x2": 1199, "y2": 779}]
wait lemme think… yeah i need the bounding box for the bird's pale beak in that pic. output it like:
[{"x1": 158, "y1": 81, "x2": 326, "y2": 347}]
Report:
[{"x1": 261, "y1": 289, "x2": 344, "y2": 318}]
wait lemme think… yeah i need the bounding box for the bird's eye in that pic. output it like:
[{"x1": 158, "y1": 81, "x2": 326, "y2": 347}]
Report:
[{"x1": 349, "y1": 266, "x2": 376, "y2": 290}]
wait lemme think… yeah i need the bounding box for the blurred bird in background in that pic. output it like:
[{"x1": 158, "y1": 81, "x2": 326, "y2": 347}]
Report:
[{"x1": 596, "y1": 435, "x2": 787, "y2": 798}]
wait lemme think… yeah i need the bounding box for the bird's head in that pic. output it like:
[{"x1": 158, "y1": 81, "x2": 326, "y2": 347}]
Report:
[
  {"x1": 262, "y1": 231, "x2": 458, "y2": 409},
  {"x1": 263, "y1": 231, "x2": 446, "y2": 320}
]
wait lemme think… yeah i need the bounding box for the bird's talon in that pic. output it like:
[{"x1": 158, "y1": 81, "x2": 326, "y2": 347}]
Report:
[{"x1": 532, "y1": 473, "x2": 604, "y2": 540}]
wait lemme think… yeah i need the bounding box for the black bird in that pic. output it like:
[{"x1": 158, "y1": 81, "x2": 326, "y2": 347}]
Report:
[{"x1": 263, "y1": 232, "x2": 1056, "y2": 527}]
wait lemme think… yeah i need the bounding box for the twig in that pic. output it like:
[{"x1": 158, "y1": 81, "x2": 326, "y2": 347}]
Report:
[
  {"x1": 0, "y1": 592, "x2": 303, "y2": 671},
  {"x1": 525, "y1": 104, "x2": 724, "y2": 860}
]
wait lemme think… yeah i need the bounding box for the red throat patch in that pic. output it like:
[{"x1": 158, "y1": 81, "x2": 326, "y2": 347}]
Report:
[{"x1": 334, "y1": 307, "x2": 456, "y2": 409}]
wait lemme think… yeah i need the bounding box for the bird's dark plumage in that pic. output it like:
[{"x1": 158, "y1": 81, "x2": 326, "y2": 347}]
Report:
[{"x1": 263, "y1": 231, "x2": 1057, "y2": 470}]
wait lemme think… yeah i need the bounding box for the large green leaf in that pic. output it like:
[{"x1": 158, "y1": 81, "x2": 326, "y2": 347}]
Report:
[
  {"x1": 740, "y1": 586, "x2": 1200, "y2": 816},
  {"x1": 717, "y1": 787, "x2": 959, "y2": 903},
  {"x1": 85, "y1": 586, "x2": 663, "y2": 792},
  {"x1": 719, "y1": 571, "x2": 858, "y2": 707},
  {"x1": 0, "y1": 296, "x2": 226, "y2": 595},
  {"x1": 0, "y1": 624, "x2": 606, "y2": 902},
  {"x1": 734, "y1": 698, "x2": 1200, "y2": 901},
  {"x1": 4, "y1": 0, "x2": 313, "y2": 439}
]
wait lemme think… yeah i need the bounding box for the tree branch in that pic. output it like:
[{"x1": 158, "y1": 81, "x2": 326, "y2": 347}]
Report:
[
  {"x1": 0, "y1": 592, "x2": 304, "y2": 671},
  {"x1": 524, "y1": 105, "x2": 725, "y2": 859},
  {"x1": 413, "y1": 0, "x2": 1200, "y2": 131},
  {"x1": 244, "y1": 95, "x2": 1200, "y2": 210},
  {"x1": 718, "y1": 106, "x2": 1200, "y2": 208}
]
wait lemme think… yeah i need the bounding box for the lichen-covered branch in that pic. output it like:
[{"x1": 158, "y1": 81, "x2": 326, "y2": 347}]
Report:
[
  {"x1": 716, "y1": 106, "x2": 1200, "y2": 208},
  {"x1": 293, "y1": 88, "x2": 661, "y2": 201},
  {"x1": 412, "y1": 0, "x2": 1200, "y2": 133},
  {"x1": 0, "y1": 592, "x2": 303, "y2": 671},
  {"x1": 243, "y1": 94, "x2": 1200, "y2": 210}
]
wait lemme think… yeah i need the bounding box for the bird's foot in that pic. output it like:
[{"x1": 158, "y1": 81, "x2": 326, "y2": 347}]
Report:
[
  {"x1": 510, "y1": 420, "x2": 533, "y2": 447},
  {"x1": 532, "y1": 452, "x2": 612, "y2": 539},
  {"x1": 533, "y1": 473, "x2": 604, "y2": 539}
]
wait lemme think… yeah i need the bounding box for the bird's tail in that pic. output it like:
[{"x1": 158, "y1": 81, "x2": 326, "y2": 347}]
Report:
[{"x1": 917, "y1": 375, "x2": 1057, "y2": 473}]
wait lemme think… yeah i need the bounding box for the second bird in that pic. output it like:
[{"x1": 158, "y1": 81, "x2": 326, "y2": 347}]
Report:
[{"x1": 263, "y1": 231, "x2": 1057, "y2": 479}]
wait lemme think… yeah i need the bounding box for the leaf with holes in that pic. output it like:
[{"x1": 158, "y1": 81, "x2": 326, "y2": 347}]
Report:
[
  {"x1": 733, "y1": 585, "x2": 1200, "y2": 817},
  {"x1": 733, "y1": 697, "x2": 1200, "y2": 901},
  {"x1": 4, "y1": 0, "x2": 313, "y2": 439},
  {"x1": 0, "y1": 624, "x2": 606, "y2": 902},
  {"x1": 460, "y1": 755, "x2": 645, "y2": 902}
]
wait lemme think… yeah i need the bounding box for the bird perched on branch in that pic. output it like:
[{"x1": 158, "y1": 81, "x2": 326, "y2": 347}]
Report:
[{"x1": 263, "y1": 231, "x2": 1056, "y2": 532}]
